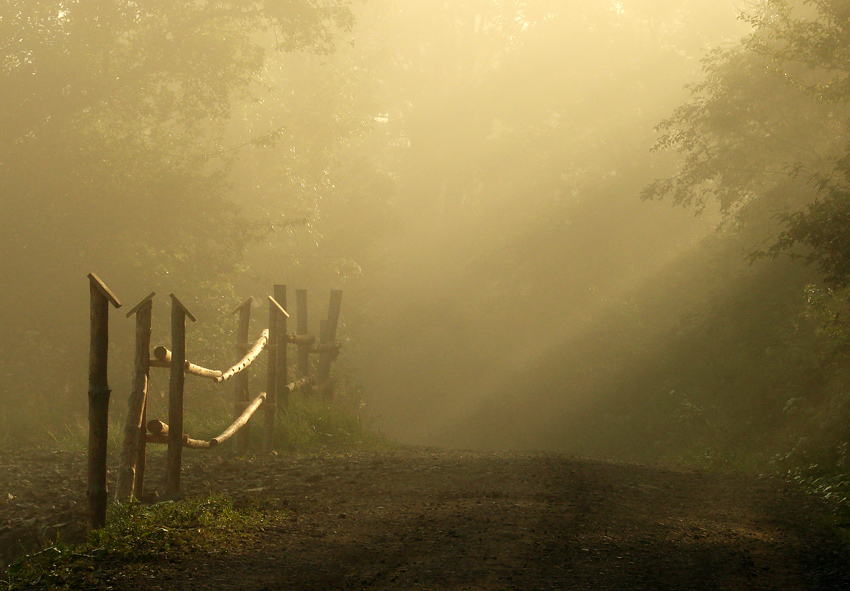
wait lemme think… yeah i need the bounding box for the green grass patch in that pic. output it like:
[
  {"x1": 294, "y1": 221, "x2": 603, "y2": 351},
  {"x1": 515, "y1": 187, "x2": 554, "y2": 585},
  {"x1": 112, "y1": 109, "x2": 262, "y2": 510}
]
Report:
[
  {"x1": 273, "y1": 392, "x2": 388, "y2": 452},
  {"x1": 2, "y1": 495, "x2": 264, "y2": 591}
]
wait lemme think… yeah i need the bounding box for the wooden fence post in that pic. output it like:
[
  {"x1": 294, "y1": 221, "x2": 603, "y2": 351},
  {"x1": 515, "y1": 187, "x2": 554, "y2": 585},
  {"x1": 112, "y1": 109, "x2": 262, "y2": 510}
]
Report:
[
  {"x1": 165, "y1": 294, "x2": 195, "y2": 497},
  {"x1": 86, "y1": 273, "x2": 121, "y2": 531},
  {"x1": 317, "y1": 290, "x2": 343, "y2": 398},
  {"x1": 232, "y1": 298, "x2": 252, "y2": 454},
  {"x1": 274, "y1": 284, "x2": 288, "y2": 411},
  {"x1": 265, "y1": 295, "x2": 289, "y2": 453},
  {"x1": 296, "y1": 289, "x2": 311, "y2": 395},
  {"x1": 115, "y1": 292, "x2": 155, "y2": 501}
]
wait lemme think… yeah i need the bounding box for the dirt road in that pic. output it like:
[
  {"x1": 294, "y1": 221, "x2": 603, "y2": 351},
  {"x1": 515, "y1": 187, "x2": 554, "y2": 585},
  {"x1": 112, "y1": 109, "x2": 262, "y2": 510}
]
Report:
[{"x1": 2, "y1": 447, "x2": 849, "y2": 590}]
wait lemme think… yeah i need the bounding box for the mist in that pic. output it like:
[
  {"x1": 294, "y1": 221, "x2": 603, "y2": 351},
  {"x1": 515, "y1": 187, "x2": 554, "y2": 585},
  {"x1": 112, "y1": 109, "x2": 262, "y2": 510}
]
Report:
[{"x1": 4, "y1": 0, "x2": 849, "y2": 473}]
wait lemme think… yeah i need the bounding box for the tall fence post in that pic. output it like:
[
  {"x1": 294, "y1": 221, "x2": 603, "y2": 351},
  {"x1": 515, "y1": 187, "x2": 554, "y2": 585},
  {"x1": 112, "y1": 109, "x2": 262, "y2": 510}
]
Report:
[
  {"x1": 317, "y1": 290, "x2": 343, "y2": 398},
  {"x1": 232, "y1": 298, "x2": 252, "y2": 454},
  {"x1": 274, "y1": 284, "x2": 288, "y2": 411},
  {"x1": 86, "y1": 273, "x2": 122, "y2": 531},
  {"x1": 296, "y1": 289, "x2": 311, "y2": 394},
  {"x1": 265, "y1": 295, "x2": 289, "y2": 453},
  {"x1": 264, "y1": 297, "x2": 278, "y2": 454},
  {"x1": 116, "y1": 292, "x2": 155, "y2": 501},
  {"x1": 166, "y1": 294, "x2": 195, "y2": 497}
]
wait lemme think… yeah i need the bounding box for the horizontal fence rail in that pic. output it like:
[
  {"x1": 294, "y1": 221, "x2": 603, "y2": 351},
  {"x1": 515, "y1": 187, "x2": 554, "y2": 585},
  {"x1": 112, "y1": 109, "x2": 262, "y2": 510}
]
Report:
[
  {"x1": 150, "y1": 346, "x2": 223, "y2": 380},
  {"x1": 214, "y1": 329, "x2": 269, "y2": 383}
]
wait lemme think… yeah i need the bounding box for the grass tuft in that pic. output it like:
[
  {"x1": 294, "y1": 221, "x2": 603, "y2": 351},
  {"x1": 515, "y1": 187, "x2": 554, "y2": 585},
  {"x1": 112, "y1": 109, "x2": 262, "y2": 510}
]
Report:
[{"x1": 2, "y1": 494, "x2": 262, "y2": 590}]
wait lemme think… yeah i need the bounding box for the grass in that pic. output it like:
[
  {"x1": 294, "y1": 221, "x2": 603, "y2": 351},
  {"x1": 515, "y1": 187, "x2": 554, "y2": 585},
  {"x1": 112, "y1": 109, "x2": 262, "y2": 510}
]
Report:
[
  {"x1": 273, "y1": 391, "x2": 388, "y2": 452},
  {"x1": 1, "y1": 494, "x2": 265, "y2": 591}
]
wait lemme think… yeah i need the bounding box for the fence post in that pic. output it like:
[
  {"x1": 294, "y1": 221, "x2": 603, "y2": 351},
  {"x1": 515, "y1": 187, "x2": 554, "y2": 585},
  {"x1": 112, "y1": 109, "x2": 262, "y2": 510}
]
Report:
[
  {"x1": 115, "y1": 292, "x2": 155, "y2": 501},
  {"x1": 86, "y1": 273, "x2": 122, "y2": 531},
  {"x1": 317, "y1": 290, "x2": 343, "y2": 398},
  {"x1": 232, "y1": 298, "x2": 252, "y2": 454},
  {"x1": 165, "y1": 294, "x2": 195, "y2": 497},
  {"x1": 274, "y1": 284, "x2": 288, "y2": 411},
  {"x1": 296, "y1": 289, "x2": 311, "y2": 395},
  {"x1": 264, "y1": 297, "x2": 278, "y2": 453}
]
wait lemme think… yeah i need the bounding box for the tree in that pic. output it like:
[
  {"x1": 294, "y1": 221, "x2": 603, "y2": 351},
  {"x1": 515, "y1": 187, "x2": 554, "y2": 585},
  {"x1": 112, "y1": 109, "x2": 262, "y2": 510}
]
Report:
[
  {"x1": 0, "y1": 0, "x2": 353, "y2": 435},
  {"x1": 643, "y1": 0, "x2": 850, "y2": 228}
]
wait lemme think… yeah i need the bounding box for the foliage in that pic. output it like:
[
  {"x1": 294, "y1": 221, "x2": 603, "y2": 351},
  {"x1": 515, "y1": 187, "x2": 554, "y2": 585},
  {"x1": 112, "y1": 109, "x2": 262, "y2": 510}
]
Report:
[
  {"x1": 643, "y1": 0, "x2": 850, "y2": 222},
  {"x1": 1, "y1": 495, "x2": 261, "y2": 590},
  {"x1": 772, "y1": 169, "x2": 850, "y2": 287},
  {"x1": 631, "y1": 0, "x2": 850, "y2": 483}
]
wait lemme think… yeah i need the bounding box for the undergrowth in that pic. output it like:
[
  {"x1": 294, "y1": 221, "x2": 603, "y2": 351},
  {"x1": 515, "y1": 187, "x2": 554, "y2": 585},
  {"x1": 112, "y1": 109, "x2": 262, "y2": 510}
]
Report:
[{"x1": 1, "y1": 494, "x2": 264, "y2": 591}]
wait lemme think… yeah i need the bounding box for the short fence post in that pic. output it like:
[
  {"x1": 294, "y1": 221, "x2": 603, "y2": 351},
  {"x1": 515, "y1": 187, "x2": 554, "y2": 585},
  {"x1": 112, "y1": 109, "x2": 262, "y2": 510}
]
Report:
[
  {"x1": 274, "y1": 284, "x2": 288, "y2": 411},
  {"x1": 232, "y1": 298, "x2": 252, "y2": 454},
  {"x1": 317, "y1": 290, "x2": 343, "y2": 398},
  {"x1": 86, "y1": 273, "x2": 122, "y2": 531},
  {"x1": 116, "y1": 292, "x2": 155, "y2": 501},
  {"x1": 166, "y1": 294, "x2": 195, "y2": 497},
  {"x1": 296, "y1": 289, "x2": 311, "y2": 394}
]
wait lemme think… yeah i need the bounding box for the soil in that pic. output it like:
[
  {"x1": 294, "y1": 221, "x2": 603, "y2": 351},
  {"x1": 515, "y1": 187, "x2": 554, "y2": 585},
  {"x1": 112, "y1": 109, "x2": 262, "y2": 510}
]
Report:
[{"x1": 2, "y1": 446, "x2": 850, "y2": 590}]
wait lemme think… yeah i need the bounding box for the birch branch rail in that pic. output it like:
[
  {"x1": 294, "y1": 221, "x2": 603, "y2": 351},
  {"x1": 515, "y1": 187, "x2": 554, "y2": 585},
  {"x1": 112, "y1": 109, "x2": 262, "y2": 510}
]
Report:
[
  {"x1": 146, "y1": 421, "x2": 213, "y2": 449},
  {"x1": 214, "y1": 329, "x2": 269, "y2": 383},
  {"x1": 151, "y1": 346, "x2": 223, "y2": 380},
  {"x1": 282, "y1": 376, "x2": 315, "y2": 394},
  {"x1": 210, "y1": 391, "x2": 267, "y2": 447},
  {"x1": 146, "y1": 391, "x2": 267, "y2": 450}
]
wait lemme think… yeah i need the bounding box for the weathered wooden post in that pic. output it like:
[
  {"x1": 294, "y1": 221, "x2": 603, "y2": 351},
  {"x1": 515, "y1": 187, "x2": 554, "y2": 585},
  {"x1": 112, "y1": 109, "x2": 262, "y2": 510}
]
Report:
[
  {"x1": 115, "y1": 292, "x2": 155, "y2": 501},
  {"x1": 86, "y1": 273, "x2": 122, "y2": 531},
  {"x1": 295, "y1": 289, "x2": 311, "y2": 392},
  {"x1": 232, "y1": 298, "x2": 252, "y2": 454},
  {"x1": 274, "y1": 284, "x2": 288, "y2": 411},
  {"x1": 264, "y1": 296, "x2": 289, "y2": 453},
  {"x1": 316, "y1": 290, "x2": 343, "y2": 398},
  {"x1": 295, "y1": 289, "x2": 313, "y2": 396},
  {"x1": 165, "y1": 294, "x2": 195, "y2": 497}
]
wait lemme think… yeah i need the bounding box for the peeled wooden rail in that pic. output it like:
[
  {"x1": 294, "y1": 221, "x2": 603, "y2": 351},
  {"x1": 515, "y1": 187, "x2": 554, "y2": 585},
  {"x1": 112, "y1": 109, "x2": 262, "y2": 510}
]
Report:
[
  {"x1": 211, "y1": 391, "x2": 267, "y2": 447},
  {"x1": 149, "y1": 332, "x2": 269, "y2": 383},
  {"x1": 146, "y1": 391, "x2": 267, "y2": 450},
  {"x1": 146, "y1": 421, "x2": 213, "y2": 449},
  {"x1": 214, "y1": 329, "x2": 269, "y2": 383},
  {"x1": 150, "y1": 346, "x2": 223, "y2": 380},
  {"x1": 282, "y1": 376, "x2": 315, "y2": 394}
]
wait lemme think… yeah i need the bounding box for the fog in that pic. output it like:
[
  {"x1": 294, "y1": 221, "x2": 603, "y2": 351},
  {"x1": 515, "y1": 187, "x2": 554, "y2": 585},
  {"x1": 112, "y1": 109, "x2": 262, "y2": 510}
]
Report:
[{"x1": 4, "y1": 0, "x2": 838, "y2": 465}]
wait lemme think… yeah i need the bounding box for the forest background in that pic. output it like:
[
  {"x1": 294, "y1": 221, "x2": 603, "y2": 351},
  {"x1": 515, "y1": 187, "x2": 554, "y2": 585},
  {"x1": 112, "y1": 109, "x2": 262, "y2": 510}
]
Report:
[{"x1": 3, "y1": 0, "x2": 850, "y2": 488}]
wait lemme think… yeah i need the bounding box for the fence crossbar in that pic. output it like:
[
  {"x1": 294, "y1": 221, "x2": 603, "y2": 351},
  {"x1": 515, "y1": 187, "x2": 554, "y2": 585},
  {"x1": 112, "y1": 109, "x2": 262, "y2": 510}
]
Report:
[
  {"x1": 146, "y1": 390, "x2": 267, "y2": 450},
  {"x1": 211, "y1": 391, "x2": 267, "y2": 446},
  {"x1": 151, "y1": 346, "x2": 223, "y2": 380},
  {"x1": 215, "y1": 329, "x2": 269, "y2": 383}
]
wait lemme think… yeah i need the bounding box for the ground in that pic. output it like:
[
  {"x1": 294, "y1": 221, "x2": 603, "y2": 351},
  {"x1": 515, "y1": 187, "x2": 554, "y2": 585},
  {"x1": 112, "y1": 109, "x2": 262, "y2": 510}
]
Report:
[{"x1": 2, "y1": 446, "x2": 849, "y2": 590}]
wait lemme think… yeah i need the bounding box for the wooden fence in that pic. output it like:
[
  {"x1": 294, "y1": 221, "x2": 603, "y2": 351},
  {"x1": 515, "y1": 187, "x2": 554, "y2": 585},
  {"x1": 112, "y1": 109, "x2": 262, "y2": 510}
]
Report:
[{"x1": 86, "y1": 274, "x2": 343, "y2": 530}]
